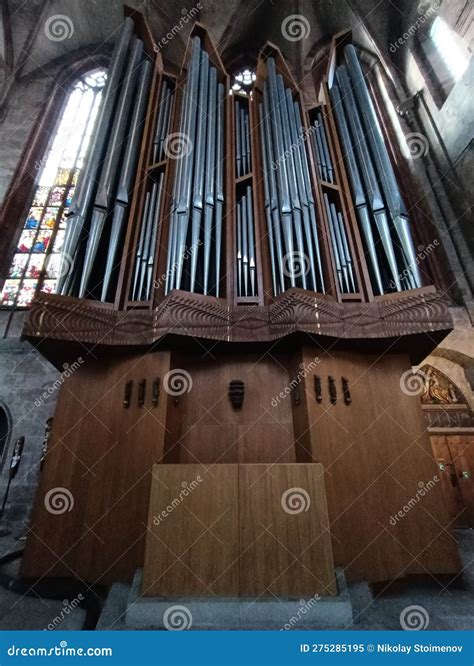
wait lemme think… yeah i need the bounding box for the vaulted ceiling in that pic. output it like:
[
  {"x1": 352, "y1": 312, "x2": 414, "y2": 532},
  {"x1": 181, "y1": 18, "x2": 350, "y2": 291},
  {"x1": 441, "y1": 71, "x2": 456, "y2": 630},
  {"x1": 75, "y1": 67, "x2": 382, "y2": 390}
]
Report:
[{"x1": 0, "y1": 0, "x2": 440, "y2": 99}]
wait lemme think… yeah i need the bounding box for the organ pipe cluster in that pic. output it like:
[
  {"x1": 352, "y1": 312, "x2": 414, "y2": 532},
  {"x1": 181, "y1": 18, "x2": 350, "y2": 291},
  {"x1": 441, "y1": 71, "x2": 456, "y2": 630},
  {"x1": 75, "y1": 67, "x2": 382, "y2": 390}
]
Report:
[
  {"x1": 323, "y1": 194, "x2": 356, "y2": 293},
  {"x1": 58, "y1": 24, "x2": 423, "y2": 307},
  {"x1": 131, "y1": 171, "x2": 164, "y2": 301},
  {"x1": 235, "y1": 98, "x2": 251, "y2": 177},
  {"x1": 165, "y1": 37, "x2": 225, "y2": 296},
  {"x1": 58, "y1": 19, "x2": 153, "y2": 301},
  {"x1": 131, "y1": 78, "x2": 174, "y2": 302},
  {"x1": 236, "y1": 186, "x2": 257, "y2": 298},
  {"x1": 152, "y1": 80, "x2": 174, "y2": 164},
  {"x1": 330, "y1": 44, "x2": 421, "y2": 294},
  {"x1": 260, "y1": 58, "x2": 325, "y2": 296},
  {"x1": 312, "y1": 111, "x2": 335, "y2": 184}
]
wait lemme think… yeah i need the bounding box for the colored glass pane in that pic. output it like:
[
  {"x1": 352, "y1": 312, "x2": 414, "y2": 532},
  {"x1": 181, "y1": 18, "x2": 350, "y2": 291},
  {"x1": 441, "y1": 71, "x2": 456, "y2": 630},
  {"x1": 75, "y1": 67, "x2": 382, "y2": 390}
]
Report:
[{"x1": 2, "y1": 69, "x2": 106, "y2": 307}]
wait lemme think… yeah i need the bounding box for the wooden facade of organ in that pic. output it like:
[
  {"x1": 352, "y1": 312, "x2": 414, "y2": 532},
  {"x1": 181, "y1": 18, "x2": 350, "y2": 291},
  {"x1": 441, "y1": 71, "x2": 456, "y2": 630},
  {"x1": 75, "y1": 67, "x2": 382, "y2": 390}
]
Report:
[{"x1": 22, "y1": 12, "x2": 461, "y2": 592}]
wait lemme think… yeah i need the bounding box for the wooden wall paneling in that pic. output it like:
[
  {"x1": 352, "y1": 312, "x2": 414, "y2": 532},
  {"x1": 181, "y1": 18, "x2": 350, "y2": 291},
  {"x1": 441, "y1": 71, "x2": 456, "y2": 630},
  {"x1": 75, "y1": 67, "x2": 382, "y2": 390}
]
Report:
[
  {"x1": 142, "y1": 463, "x2": 239, "y2": 596},
  {"x1": 239, "y1": 463, "x2": 336, "y2": 597},
  {"x1": 21, "y1": 358, "x2": 113, "y2": 579},
  {"x1": 289, "y1": 347, "x2": 318, "y2": 463},
  {"x1": 447, "y1": 435, "x2": 474, "y2": 527},
  {"x1": 300, "y1": 347, "x2": 460, "y2": 583},
  {"x1": 80, "y1": 352, "x2": 172, "y2": 583},
  {"x1": 74, "y1": 355, "x2": 138, "y2": 582},
  {"x1": 167, "y1": 351, "x2": 295, "y2": 465},
  {"x1": 22, "y1": 352, "x2": 173, "y2": 583}
]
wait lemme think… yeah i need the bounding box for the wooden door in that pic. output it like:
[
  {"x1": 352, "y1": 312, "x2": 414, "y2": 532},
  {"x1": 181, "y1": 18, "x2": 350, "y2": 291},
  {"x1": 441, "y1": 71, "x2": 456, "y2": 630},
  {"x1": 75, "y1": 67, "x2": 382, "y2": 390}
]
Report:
[
  {"x1": 142, "y1": 463, "x2": 336, "y2": 598},
  {"x1": 142, "y1": 464, "x2": 240, "y2": 596},
  {"x1": 294, "y1": 348, "x2": 461, "y2": 583},
  {"x1": 22, "y1": 351, "x2": 173, "y2": 583},
  {"x1": 430, "y1": 436, "x2": 467, "y2": 528},
  {"x1": 239, "y1": 463, "x2": 336, "y2": 597},
  {"x1": 446, "y1": 435, "x2": 474, "y2": 527}
]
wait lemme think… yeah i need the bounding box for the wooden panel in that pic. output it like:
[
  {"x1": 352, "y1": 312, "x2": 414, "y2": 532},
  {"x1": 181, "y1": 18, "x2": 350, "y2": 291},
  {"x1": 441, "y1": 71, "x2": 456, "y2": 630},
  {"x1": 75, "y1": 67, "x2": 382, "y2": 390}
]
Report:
[
  {"x1": 447, "y1": 435, "x2": 474, "y2": 527},
  {"x1": 22, "y1": 352, "x2": 172, "y2": 584},
  {"x1": 171, "y1": 351, "x2": 295, "y2": 464},
  {"x1": 297, "y1": 348, "x2": 461, "y2": 583},
  {"x1": 239, "y1": 463, "x2": 336, "y2": 597},
  {"x1": 142, "y1": 464, "x2": 239, "y2": 596}
]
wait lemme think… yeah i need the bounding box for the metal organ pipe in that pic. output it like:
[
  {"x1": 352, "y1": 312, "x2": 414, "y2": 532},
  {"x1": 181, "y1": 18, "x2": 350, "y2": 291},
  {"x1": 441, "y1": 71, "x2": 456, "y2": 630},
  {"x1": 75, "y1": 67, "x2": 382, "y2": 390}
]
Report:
[
  {"x1": 165, "y1": 39, "x2": 225, "y2": 297},
  {"x1": 58, "y1": 31, "x2": 424, "y2": 308},
  {"x1": 203, "y1": 68, "x2": 218, "y2": 296},
  {"x1": 101, "y1": 60, "x2": 153, "y2": 302},
  {"x1": 329, "y1": 83, "x2": 384, "y2": 295},
  {"x1": 79, "y1": 38, "x2": 144, "y2": 299},
  {"x1": 261, "y1": 57, "x2": 325, "y2": 296},
  {"x1": 59, "y1": 18, "x2": 135, "y2": 296},
  {"x1": 330, "y1": 45, "x2": 422, "y2": 293}
]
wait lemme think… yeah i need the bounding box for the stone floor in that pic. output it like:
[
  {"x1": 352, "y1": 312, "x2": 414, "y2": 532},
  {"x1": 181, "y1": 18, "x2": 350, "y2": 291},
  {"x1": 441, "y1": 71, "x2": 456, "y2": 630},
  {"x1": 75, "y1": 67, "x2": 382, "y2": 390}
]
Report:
[{"x1": 0, "y1": 529, "x2": 472, "y2": 631}]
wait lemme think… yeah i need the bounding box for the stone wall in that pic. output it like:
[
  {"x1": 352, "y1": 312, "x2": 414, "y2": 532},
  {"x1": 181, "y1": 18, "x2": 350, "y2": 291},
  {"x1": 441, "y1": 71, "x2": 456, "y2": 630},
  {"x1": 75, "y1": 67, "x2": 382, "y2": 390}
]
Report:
[{"x1": 0, "y1": 311, "x2": 59, "y2": 536}]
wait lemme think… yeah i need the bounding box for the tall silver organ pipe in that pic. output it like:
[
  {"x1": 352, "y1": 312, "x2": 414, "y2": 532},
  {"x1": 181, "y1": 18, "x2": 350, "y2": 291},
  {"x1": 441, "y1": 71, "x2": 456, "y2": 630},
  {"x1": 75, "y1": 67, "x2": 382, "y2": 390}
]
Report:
[
  {"x1": 101, "y1": 60, "x2": 153, "y2": 302},
  {"x1": 236, "y1": 186, "x2": 257, "y2": 299},
  {"x1": 312, "y1": 111, "x2": 334, "y2": 183},
  {"x1": 57, "y1": 28, "x2": 427, "y2": 307},
  {"x1": 165, "y1": 37, "x2": 225, "y2": 296},
  {"x1": 330, "y1": 45, "x2": 422, "y2": 293},
  {"x1": 152, "y1": 81, "x2": 174, "y2": 164},
  {"x1": 261, "y1": 57, "x2": 325, "y2": 296},
  {"x1": 235, "y1": 98, "x2": 251, "y2": 178},
  {"x1": 58, "y1": 18, "x2": 152, "y2": 300}
]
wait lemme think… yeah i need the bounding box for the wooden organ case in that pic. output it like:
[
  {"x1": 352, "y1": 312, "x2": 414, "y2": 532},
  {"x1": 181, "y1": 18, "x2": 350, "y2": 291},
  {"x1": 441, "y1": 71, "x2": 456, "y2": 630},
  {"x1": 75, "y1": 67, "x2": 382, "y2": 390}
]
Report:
[{"x1": 22, "y1": 15, "x2": 461, "y2": 594}]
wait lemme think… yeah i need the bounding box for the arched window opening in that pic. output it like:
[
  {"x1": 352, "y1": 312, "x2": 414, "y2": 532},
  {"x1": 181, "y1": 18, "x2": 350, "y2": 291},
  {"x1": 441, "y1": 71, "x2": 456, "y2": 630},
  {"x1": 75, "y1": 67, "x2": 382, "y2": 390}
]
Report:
[
  {"x1": 1, "y1": 70, "x2": 107, "y2": 307},
  {"x1": 231, "y1": 68, "x2": 256, "y2": 95},
  {"x1": 415, "y1": 16, "x2": 471, "y2": 107},
  {"x1": 430, "y1": 17, "x2": 470, "y2": 83}
]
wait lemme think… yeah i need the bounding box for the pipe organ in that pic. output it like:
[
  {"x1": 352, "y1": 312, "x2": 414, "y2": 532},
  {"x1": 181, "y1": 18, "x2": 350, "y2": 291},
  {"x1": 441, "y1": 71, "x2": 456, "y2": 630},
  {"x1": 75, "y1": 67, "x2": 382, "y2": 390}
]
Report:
[
  {"x1": 22, "y1": 15, "x2": 460, "y2": 595},
  {"x1": 54, "y1": 16, "x2": 427, "y2": 308}
]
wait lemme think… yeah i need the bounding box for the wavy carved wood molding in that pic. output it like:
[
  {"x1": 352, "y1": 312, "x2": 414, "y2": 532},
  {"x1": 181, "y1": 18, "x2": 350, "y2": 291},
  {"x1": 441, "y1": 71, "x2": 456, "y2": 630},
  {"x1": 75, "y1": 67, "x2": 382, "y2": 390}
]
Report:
[{"x1": 23, "y1": 286, "x2": 453, "y2": 347}]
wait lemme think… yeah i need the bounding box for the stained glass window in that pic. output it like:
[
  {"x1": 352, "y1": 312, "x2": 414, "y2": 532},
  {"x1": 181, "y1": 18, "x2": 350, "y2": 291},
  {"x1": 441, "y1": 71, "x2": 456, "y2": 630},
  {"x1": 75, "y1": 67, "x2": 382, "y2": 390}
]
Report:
[
  {"x1": 1, "y1": 70, "x2": 107, "y2": 307},
  {"x1": 231, "y1": 69, "x2": 256, "y2": 95}
]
